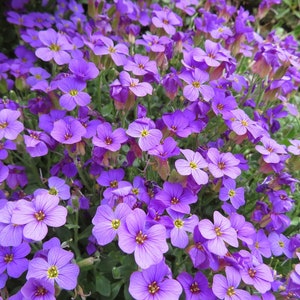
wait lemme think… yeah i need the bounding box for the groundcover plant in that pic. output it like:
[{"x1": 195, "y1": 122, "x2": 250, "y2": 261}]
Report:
[{"x1": 0, "y1": 0, "x2": 299, "y2": 299}]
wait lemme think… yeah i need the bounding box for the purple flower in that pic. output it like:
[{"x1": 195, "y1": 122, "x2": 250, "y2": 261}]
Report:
[
  {"x1": 177, "y1": 271, "x2": 215, "y2": 300},
  {"x1": 268, "y1": 232, "x2": 293, "y2": 258},
  {"x1": 23, "y1": 130, "x2": 52, "y2": 158},
  {"x1": 180, "y1": 69, "x2": 214, "y2": 102},
  {"x1": 212, "y1": 266, "x2": 252, "y2": 300},
  {"x1": 212, "y1": 93, "x2": 237, "y2": 116},
  {"x1": 69, "y1": 58, "x2": 99, "y2": 81},
  {"x1": 92, "y1": 203, "x2": 132, "y2": 245},
  {"x1": 155, "y1": 182, "x2": 197, "y2": 214},
  {"x1": 219, "y1": 178, "x2": 245, "y2": 209},
  {"x1": 207, "y1": 148, "x2": 241, "y2": 179},
  {"x1": 93, "y1": 36, "x2": 129, "y2": 66},
  {"x1": 175, "y1": 149, "x2": 208, "y2": 185},
  {"x1": 148, "y1": 137, "x2": 180, "y2": 161},
  {"x1": 230, "y1": 213, "x2": 255, "y2": 246},
  {"x1": 58, "y1": 77, "x2": 91, "y2": 111},
  {"x1": 255, "y1": 137, "x2": 287, "y2": 163},
  {"x1": 0, "y1": 243, "x2": 30, "y2": 278},
  {"x1": 168, "y1": 210, "x2": 198, "y2": 248},
  {"x1": 92, "y1": 122, "x2": 128, "y2": 152},
  {"x1": 11, "y1": 194, "x2": 67, "y2": 241},
  {"x1": 0, "y1": 109, "x2": 24, "y2": 140},
  {"x1": 27, "y1": 246, "x2": 79, "y2": 290},
  {"x1": 118, "y1": 208, "x2": 168, "y2": 269},
  {"x1": 152, "y1": 9, "x2": 182, "y2": 35},
  {"x1": 126, "y1": 119, "x2": 162, "y2": 151},
  {"x1": 124, "y1": 54, "x2": 158, "y2": 76},
  {"x1": 248, "y1": 229, "x2": 272, "y2": 262},
  {"x1": 129, "y1": 260, "x2": 182, "y2": 300},
  {"x1": 21, "y1": 278, "x2": 55, "y2": 300},
  {"x1": 0, "y1": 162, "x2": 9, "y2": 184},
  {"x1": 26, "y1": 67, "x2": 51, "y2": 87},
  {"x1": 288, "y1": 139, "x2": 300, "y2": 155},
  {"x1": 50, "y1": 117, "x2": 86, "y2": 144},
  {"x1": 198, "y1": 211, "x2": 238, "y2": 256},
  {"x1": 35, "y1": 28, "x2": 72, "y2": 65}
]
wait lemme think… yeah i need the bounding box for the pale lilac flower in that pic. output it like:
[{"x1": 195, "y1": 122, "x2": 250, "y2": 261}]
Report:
[
  {"x1": 27, "y1": 247, "x2": 79, "y2": 290},
  {"x1": 255, "y1": 137, "x2": 287, "y2": 163},
  {"x1": 179, "y1": 69, "x2": 214, "y2": 102},
  {"x1": 118, "y1": 208, "x2": 168, "y2": 269},
  {"x1": 124, "y1": 54, "x2": 158, "y2": 76},
  {"x1": 69, "y1": 58, "x2": 99, "y2": 81},
  {"x1": 268, "y1": 232, "x2": 293, "y2": 258},
  {"x1": 0, "y1": 109, "x2": 24, "y2": 140},
  {"x1": 152, "y1": 9, "x2": 182, "y2": 35},
  {"x1": 21, "y1": 278, "x2": 55, "y2": 300},
  {"x1": 35, "y1": 28, "x2": 72, "y2": 65},
  {"x1": 129, "y1": 260, "x2": 182, "y2": 300},
  {"x1": 199, "y1": 211, "x2": 238, "y2": 256},
  {"x1": 219, "y1": 178, "x2": 245, "y2": 209},
  {"x1": 11, "y1": 194, "x2": 67, "y2": 241},
  {"x1": 248, "y1": 229, "x2": 272, "y2": 262},
  {"x1": 287, "y1": 139, "x2": 300, "y2": 155},
  {"x1": 26, "y1": 67, "x2": 51, "y2": 87},
  {"x1": 207, "y1": 148, "x2": 241, "y2": 179}
]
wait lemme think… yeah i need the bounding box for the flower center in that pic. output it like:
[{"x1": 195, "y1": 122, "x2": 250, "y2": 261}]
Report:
[
  {"x1": 163, "y1": 19, "x2": 169, "y2": 24},
  {"x1": 279, "y1": 241, "x2": 284, "y2": 248},
  {"x1": 218, "y1": 162, "x2": 226, "y2": 170},
  {"x1": 170, "y1": 125, "x2": 177, "y2": 131},
  {"x1": 35, "y1": 74, "x2": 42, "y2": 79},
  {"x1": 47, "y1": 266, "x2": 59, "y2": 279},
  {"x1": 248, "y1": 268, "x2": 256, "y2": 278},
  {"x1": 174, "y1": 219, "x2": 184, "y2": 228},
  {"x1": 105, "y1": 137, "x2": 113, "y2": 145},
  {"x1": 49, "y1": 187, "x2": 58, "y2": 195},
  {"x1": 227, "y1": 286, "x2": 235, "y2": 296},
  {"x1": 138, "y1": 64, "x2": 145, "y2": 69},
  {"x1": 111, "y1": 219, "x2": 120, "y2": 230},
  {"x1": 215, "y1": 226, "x2": 222, "y2": 236},
  {"x1": 141, "y1": 129, "x2": 149, "y2": 137},
  {"x1": 279, "y1": 194, "x2": 287, "y2": 200},
  {"x1": 4, "y1": 254, "x2": 13, "y2": 263},
  {"x1": 35, "y1": 287, "x2": 47, "y2": 296},
  {"x1": 192, "y1": 81, "x2": 200, "y2": 88},
  {"x1": 255, "y1": 241, "x2": 260, "y2": 249},
  {"x1": 108, "y1": 46, "x2": 116, "y2": 53},
  {"x1": 190, "y1": 281, "x2": 201, "y2": 294},
  {"x1": 148, "y1": 281, "x2": 160, "y2": 294},
  {"x1": 30, "y1": 133, "x2": 40, "y2": 139},
  {"x1": 64, "y1": 133, "x2": 73, "y2": 140},
  {"x1": 132, "y1": 188, "x2": 139, "y2": 195},
  {"x1": 69, "y1": 89, "x2": 78, "y2": 96},
  {"x1": 130, "y1": 82, "x2": 137, "y2": 87},
  {"x1": 171, "y1": 197, "x2": 179, "y2": 204},
  {"x1": 135, "y1": 230, "x2": 147, "y2": 244},
  {"x1": 34, "y1": 210, "x2": 45, "y2": 221},
  {"x1": 50, "y1": 44, "x2": 60, "y2": 52},
  {"x1": 189, "y1": 161, "x2": 197, "y2": 169},
  {"x1": 228, "y1": 189, "x2": 236, "y2": 197},
  {"x1": 217, "y1": 103, "x2": 224, "y2": 110},
  {"x1": 241, "y1": 119, "x2": 248, "y2": 127},
  {"x1": 0, "y1": 122, "x2": 8, "y2": 129},
  {"x1": 110, "y1": 180, "x2": 118, "y2": 188}
]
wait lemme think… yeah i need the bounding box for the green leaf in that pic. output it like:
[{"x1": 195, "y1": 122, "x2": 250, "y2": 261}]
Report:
[{"x1": 96, "y1": 275, "x2": 111, "y2": 297}]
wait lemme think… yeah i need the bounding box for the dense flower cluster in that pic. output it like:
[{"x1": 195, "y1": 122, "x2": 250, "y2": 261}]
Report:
[{"x1": 0, "y1": 0, "x2": 299, "y2": 299}]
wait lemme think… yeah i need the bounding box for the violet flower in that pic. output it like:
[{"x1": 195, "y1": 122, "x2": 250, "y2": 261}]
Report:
[
  {"x1": 198, "y1": 211, "x2": 238, "y2": 256},
  {"x1": 288, "y1": 139, "x2": 300, "y2": 155},
  {"x1": 118, "y1": 208, "x2": 168, "y2": 269},
  {"x1": 0, "y1": 140, "x2": 16, "y2": 160},
  {"x1": 207, "y1": 148, "x2": 241, "y2": 179},
  {"x1": 0, "y1": 109, "x2": 24, "y2": 140},
  {"x1": 219, "y1": 178, "x2": 245, "y2": 209},
  {"x1": 69, "y1": 58, "x2": 99, "y2": 81},
  {"x1": 124, "y1": 54, "x2": 158, "y2": 76},
  {"x1": 35, "y1": 28, "x2": 73, "y2": 65},
  {"x1": 21, "y1": 278, "x2": 55, "y2": 300},
  {"x1": 148, "y1": 137, "x2": 180, "y2": 161},
  {"x1": 92, "y1": 122, "x2": 128, "y2": 152},
  {"x1": 268, "y1": 232, "x2": 293, "y2": 258},
  {"x1": 11, "y1": 194, "x2": 67, "y2": 241},
  {"x1": 175, "y1": 149, "x2": 209, "y2": 185},
  {"x1": 152, "y1": 9, "x2": 182, "y2": 35},
  {"x1": 27, "y1": 246, "x2": 79, "y2": 290},
  {"x1": 0, "y1": 162, "x2": 9, "y2": 184},
  {"x1": 129, "y1": 260, "x2": 182, "y2": 300}
]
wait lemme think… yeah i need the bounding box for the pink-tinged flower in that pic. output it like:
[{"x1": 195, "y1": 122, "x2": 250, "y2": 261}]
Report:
[
  {"x1": 177, "y1": 271, "x2": 215, "y2": 300},
  {"x1": 129, "y1": 260, "x2": 182, "y2": 300},
  {"x1": 118, "y1": 208, "x2": 168, "y2": 269},
  {"x1": 58, "y1": 77, "x2": 91, "y2": 111},
  {"x1": 168, "y1": 210, "x2": 198, "y2": 248},
  {"x1": 0, "y1": 109, "x2": 24, "y2": 140},
  {"x1": 175, "y1": 149, "x2": 208, "y2": 185},
  {"x1": 27, "y1": 247, "x2": 79, "y2": 290},
  {"x1": 0, "y1": 243, "x2": 30, "y2": 278},
  {"x1": 50, "y1": 117, "x2": 86, "y2": 145},
  {"x1": 179, "y1": 69, "x2": 214, "y2": 102},
  {"x1": 248, "y1": 229, "x2": 271, "y2": 262},
  {"x1": 21, "y1": 278, "x2": 55, "y2": 300},
  {"x1": 93, "y1": 36, "x2": 129, "y2": 66},
  {"x1": 11, "y1": 194, "x2": 67, "y2": 241},
  {"x1": 92, "y1": 122, "x2": 128, "y2": 152},
  {"x1": 212, "y1": 266, "x2": 252, "y2": 300},
  {"x1": 255, "y1": 137, "x2": 287, "y2": 163},
  {"x1": 124, "y1": 54, "x2": 158, "y2": 76},
  {"x1": 92, "y1": 203, "x2": 132, "y2": 245},
  {"x1": 268, "y1": 232, "x2": 293, "y2": 258},
  {"x1": 198, "y1": 211, "x2": 238, "y2": 256},
  {"x1": 230, "y1": 213, "x2": 255, "y2": 246},
  {"x1": 35, "y1": 28, "x2": 72, "y2": 65},
  {"x1": 240, "y1": 262, "x2": 274, "y2": 294},
  {"x1": 126, "y1": 119, "x2": 162, "y2": 151},
  {"x1": 152, "y1": 9, "x2": 182, "y2": 35},
  {"x1": 219, "y1": 178, "x2": 245, "y2": 209},
  {"x1": 287, "y1": 139, "x2": 300, "y2": 155}
]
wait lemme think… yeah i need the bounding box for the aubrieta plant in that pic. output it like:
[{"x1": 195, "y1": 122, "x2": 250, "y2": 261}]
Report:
[{"x1": 0, "y1": 0, "x2": 299, "y2": 299}]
